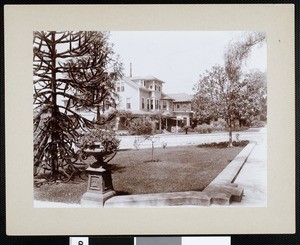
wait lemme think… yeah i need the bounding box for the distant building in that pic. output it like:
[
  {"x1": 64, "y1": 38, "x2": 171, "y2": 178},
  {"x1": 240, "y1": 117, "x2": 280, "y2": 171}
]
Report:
[
  {"x1": 62, "y1": 75, "x2": 194, "y2": 132},
  {"x1": 115, "y1": 75, "x2": 193, "y2": 131}
]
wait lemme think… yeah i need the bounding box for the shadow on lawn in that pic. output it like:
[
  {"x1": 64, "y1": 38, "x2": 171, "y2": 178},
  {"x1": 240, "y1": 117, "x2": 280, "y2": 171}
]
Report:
[
  {"x1": 115, "y1": 190, "x2": 131, "y2": 195},
  {"x1": 109, "y1": 164, "x2": 127, "y2": 174}
]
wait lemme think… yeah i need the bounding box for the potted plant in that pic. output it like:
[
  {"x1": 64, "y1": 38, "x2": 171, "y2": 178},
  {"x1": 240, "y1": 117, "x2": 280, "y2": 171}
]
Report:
[{"x1": 75, "y1": 128, "x2": 120, "y2": 168}]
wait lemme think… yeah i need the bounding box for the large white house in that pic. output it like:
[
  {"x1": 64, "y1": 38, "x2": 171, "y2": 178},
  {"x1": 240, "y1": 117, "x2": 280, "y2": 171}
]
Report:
[{"x1": 115, "y1": 75, "x2": 193, "y2": 131}]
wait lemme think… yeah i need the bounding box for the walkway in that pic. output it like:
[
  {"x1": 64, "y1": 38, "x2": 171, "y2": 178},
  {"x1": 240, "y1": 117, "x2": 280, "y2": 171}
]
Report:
[{"x1": 230, "y1": 127, "x2": 267, "y2": 207}]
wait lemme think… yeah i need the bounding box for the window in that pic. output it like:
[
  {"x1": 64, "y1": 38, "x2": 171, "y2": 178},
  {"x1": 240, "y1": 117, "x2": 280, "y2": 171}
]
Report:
[
  {"x1": 158, "y1": 86, "x2": 161, "y2": 92},
  {"x1": 142, "y1": 98, "x2": 145, "y2": 109},
  {"x1": 150, "y1": 100, "x2": 153, "y2": 110},
  {"x1": 126, "y1": 98, "x2": 131, "y2": 109},
  {"x1": 116, "y1": 82, "x2": 120, "y2": 92},
  {"x1": 147, "y1": 98, "x2": 150, "y2": 110},
  {"x1": 155, "y1": 85, "x2": 157, "y2": 91},
  {"x1": 162, "y1": 100, "x2": 167, "y2": 109},
  {"x1": 176, "y1": 104, "x2": 180, "y2": 109},
  {"x1": 121, "y1": 82, "x2": 125, "y2": 92},
  {"x1": 155, "y1": 100, "x2": 158, "y2": 110},
  {"x1": 183, "y1": 117, "x2": 188, "y2": 126}
]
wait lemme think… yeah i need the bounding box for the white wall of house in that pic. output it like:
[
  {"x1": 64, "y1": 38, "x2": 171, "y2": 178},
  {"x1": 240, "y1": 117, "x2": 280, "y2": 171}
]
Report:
[
  {"x1": 173, "y1": 102, "x2": 192, "y2": 112},
  {"x1": 116, "y1": 80, "x2": 139, "y2": 111},
  {"x1": 114, "y1": 76, "x2": 193, "y2": 128},
  {"x1": 140, "y1": 89, "x2": 151, "y2": 111}
]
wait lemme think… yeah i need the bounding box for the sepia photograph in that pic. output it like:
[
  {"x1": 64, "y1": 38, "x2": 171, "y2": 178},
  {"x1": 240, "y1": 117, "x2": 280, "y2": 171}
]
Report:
[
  {"x1": 5, "y1": 4, "x2": 294, "y2": 235},
  {"x1": 33, "y1": 31, "x2": 267, "y2": 208}
]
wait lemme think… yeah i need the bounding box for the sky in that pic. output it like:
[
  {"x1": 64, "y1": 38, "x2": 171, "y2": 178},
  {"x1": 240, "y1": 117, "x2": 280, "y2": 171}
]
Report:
[{"x1": 108, "y1": 31, "x2": 267, "y2": 95}]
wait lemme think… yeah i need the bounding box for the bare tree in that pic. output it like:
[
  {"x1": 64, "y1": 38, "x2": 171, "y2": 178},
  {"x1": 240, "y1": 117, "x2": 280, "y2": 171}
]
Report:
[{"x1": 33, "y1": 31, "x2": 122, "y2": 181}]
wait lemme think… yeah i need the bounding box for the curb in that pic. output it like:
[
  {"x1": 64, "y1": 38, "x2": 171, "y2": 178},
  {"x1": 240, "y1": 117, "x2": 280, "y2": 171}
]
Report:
[{"x1": 203, "y1": 143, "x2": 256, "y2": 205}]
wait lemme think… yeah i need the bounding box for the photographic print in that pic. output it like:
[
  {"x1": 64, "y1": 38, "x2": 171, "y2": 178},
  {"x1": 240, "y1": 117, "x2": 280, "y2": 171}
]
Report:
[
  {"x1": 5, "y1": 5, "x2": 294, "y2": 235},
  {"x1": 33, "y1": 31, "x2": 267, "y2": 208}
]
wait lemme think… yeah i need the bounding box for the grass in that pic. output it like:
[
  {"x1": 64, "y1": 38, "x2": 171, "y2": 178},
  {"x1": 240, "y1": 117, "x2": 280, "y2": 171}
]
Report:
[{"x1": 34, "y1": 143, "x2": 246, "y2": 204}]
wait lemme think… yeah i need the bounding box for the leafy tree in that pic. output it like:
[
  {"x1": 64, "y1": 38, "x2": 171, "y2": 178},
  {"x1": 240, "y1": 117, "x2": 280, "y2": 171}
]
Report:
[
  {"x1": 193, "y1": 32, "x2": 266, "y2": 146},
  {"x1": 240, "y1": 70, "x2": 267, "y2": 125},
  {"x1": 33, "y1": 31, "x2": 122, "y2": 181}
]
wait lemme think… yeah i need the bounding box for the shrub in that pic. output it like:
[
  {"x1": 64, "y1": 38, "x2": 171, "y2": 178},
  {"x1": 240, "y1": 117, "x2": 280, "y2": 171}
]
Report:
[
  {"x1": 177, "y1": 127, "x2": 184, "y2": 133},
  {"x1": 127, "y1": 118, "x2": 154, "y2": 135},
  {"x1": 195, "y1": 123, "x2": 212, "y2": 134},
  {"x1": 251, "y1": 120, "x2": 266, "y2": 127},
  {"x1": 171, "y1": 126, "x2": 181, "y2": 133},
  {"x1": 187, "y1": 127, "x2": 195, "y2": 132},
  {"x1": 197, "y1": 140, "x2": 249, "y2": 148},
  {"x1": 232, "y1": 126, "x2": 249, "y2": 131},
  {"x1": 211, "y1": 121, "x2": 227, "y2": 132}
]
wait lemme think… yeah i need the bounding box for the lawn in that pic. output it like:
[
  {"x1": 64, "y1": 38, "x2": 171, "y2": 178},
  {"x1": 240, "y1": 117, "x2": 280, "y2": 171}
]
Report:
[{"x1": 34, "y1": 143, "x2": 245, "y2": 204}]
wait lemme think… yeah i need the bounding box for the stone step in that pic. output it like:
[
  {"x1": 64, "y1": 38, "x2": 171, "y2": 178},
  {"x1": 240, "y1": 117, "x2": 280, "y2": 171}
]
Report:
[
  {"x1": 204, "y1": 185, "x2": 244, "y2": 205},
  {"x1": 105, "y1": 191, "x2": 211, "y2": 207}
]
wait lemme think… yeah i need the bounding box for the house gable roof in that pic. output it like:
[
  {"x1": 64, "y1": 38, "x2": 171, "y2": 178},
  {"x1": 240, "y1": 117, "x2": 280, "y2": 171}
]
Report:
[
  {"x1": 119, "y1": 76, "x2": 151, "y2": 92},
  {"x1": 120, "y1": 76, "x2": 140, "y2": 90},
  {"x1": 166, "y1": 93, "x2": 193, "y2": 102},
  {"x1": 131, "y1": 75, "x2": 165, "y2": 83},
  {"x1": 161, "y1": 94, "x2": 174, "y2": 100}
]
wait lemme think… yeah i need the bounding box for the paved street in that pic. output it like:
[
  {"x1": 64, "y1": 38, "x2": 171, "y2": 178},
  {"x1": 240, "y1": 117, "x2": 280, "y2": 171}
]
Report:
[{"x1": 117, "y1": 128, "x2": 265, "y2": 150}]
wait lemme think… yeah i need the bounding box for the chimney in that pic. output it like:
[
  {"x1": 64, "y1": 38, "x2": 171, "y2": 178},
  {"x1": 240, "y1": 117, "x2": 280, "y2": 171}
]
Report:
[{"x1": 130, "y1": 63, "x2": 132, "y2": 77}]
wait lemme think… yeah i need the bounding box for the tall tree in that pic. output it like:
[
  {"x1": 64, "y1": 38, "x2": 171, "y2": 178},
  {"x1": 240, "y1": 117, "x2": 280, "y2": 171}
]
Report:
[
  {"x1": 33, "y1": 31, "x2": 122, "y2": 181},
  {"x1": 193, "y1": 32, "x2": 266, "y2": 146},
  {"x1": 241, "y1": 70, "x2": 267, "y2": 124}
]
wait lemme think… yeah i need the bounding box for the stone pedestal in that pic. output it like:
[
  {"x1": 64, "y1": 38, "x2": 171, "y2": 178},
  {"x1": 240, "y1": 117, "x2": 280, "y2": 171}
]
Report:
[
  {"x1": 80, "y1": 149, "x2": 115, "y2": 207},
  {"x1": 81, "y1": 166, "x2": 115, "y2": 207}
]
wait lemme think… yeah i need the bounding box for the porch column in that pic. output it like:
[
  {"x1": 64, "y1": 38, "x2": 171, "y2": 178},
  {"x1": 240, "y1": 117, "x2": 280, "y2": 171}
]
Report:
[
  {"x1": 152, "y1": 98, "x2": 155, "y2": 111},
  {"x1": 159, "y1": 117, "x2": 162, "y2": 131},
  {"x1": 186, "y1": 116, "x2": 190, "y2": 127},
  {"x1": 114, "y1": 116, "x2": 120, "y2": 130}
]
